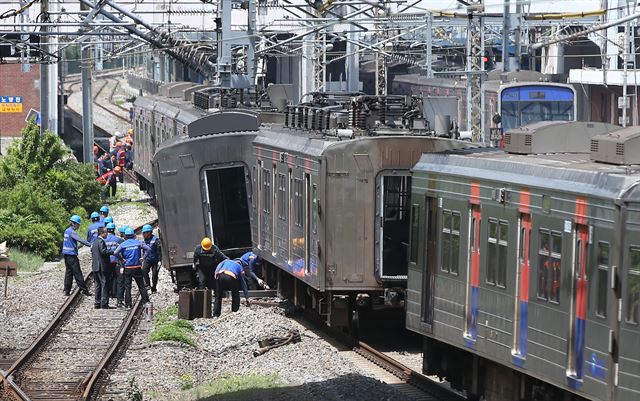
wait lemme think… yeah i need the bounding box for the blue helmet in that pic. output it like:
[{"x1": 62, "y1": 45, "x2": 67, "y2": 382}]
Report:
[
  {"x1": 124, "y1": 228, "x2": 135, "y2": 237},
  {"x1": 106, "y1": 223, "x2": 116, "y2": 230},
  {"x1": 118, "y1": 225, "x2": 128, "y2": 234},
  {"x1": 90, "y1": 211, "x2": 100, "y2": 220},
  {"x1": 141, "y1": 224, "x2": 153, "y2": 233},
  {"x1": 69, "y1": 215, "x2": 82, "y2": 225},
  {"x1": 100, "y1": 205, "x2": 109, "y2": 214},
  {"x1": 104, "y1": 216, "x2": 114, "y2": 224}
]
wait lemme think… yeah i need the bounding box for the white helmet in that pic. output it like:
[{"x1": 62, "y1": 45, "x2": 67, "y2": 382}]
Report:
[{"x1": 115, "y1": 131, "x2": 123, "y2": 137}]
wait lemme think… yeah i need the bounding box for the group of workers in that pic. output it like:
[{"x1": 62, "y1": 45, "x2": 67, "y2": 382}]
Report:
[
  {"x1": 62, "y1": 204, "x2": 268, "y2": 316},
  {"x1": 94, "y1": 128, "x2": 135, "y2": 198},
  {"x1": 61, "y1": 205, "x2": 161, "y2": 310},
  {"x1": 193, "y1": 237, "x2": 269, "y2": 317}
]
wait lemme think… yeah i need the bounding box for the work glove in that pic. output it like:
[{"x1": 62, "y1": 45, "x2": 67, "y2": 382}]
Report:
[
  {"x1": 192, "y1": 263, "x2": 197, "y2": 271},
  {"x1": 120, "y1": 268, "x2": 124, "y2": 274}
]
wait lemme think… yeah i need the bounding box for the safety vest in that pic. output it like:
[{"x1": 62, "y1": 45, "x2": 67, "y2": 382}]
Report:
[{"x1": 97, "y1": 170, "x2": 116, "y2": 186}]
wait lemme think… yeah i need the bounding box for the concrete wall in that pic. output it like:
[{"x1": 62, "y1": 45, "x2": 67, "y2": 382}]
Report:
[{"x1": 0, "y1": 64, "x2": 41, "y2": 137}]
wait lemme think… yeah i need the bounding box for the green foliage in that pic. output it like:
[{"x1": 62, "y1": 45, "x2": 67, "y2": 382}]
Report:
[
  {"x1": 182, "y1": 374, "x2": 282, "y2": 400},
  {"x1": 8, "y1": 248, "x2": 44, "y2": 273},
  {"x1": 127, "y1": 377, "x2": 144, "y2": 401},
  {"x1": 0, "y1": 121, "x2": 101, "y2": 260},
  {"x1": 179, "y1": 373, "x2": 194, "y2": 391},
  {"x1": 149, "y1": 306, "x2": 196, "y2": 347}
]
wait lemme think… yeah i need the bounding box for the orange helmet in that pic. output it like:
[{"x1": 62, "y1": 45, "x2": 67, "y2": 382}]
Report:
[
  {"x1": 115, "y1": 141, "x2": 122, "y2": 147},
  {"x1": 114, "y1": 166, "x2": 122, "y2": 172},
  {"x1": 201, "y1": 237, "x2": 212, "y2": 251}
]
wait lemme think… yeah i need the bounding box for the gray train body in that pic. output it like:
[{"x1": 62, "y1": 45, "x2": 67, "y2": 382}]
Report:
[{"x1": 406, "y1": 121, "x2": 640, "y2": 401}]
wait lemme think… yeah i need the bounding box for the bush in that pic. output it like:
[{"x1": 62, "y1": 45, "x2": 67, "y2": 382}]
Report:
[{"x1": 0, "y1": 121, "x2": 102, "y2": 260}]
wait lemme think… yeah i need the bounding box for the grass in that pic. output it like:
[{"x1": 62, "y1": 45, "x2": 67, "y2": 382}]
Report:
[
  {"x1": 114, "y1": 99, "x2": 125, "y2": 106},
  {"x1": 180, "y1": 374, "x2": 282, "y2": 401},
  {"x1": 149, "y1": 305, "x2": 196, "y2": 347},
  {"x1": 8, "y1": 248, "x2": 44, "y2": 273}
]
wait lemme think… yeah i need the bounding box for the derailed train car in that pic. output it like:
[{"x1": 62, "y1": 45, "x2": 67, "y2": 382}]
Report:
[
  {"x1": 250, "y1": 94, "x2": 474, "y2": 329},
  {"x1": 152, "y1": 111, "x2": 260, "y2": 288},
  {"x1": 406, "y1": 121, "x2": 640, "y2": 401}
]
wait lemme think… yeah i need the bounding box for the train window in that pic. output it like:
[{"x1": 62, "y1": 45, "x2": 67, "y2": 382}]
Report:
[
  {"x1": 252, "y1": 166, "x2": 257, "y2": 209},
  {"x1": 262, "y1": 168, "x2": 271, "y2": 214},
  {"x1": 294, "y1": 178, "x2": 303, "y2": 227},
  {"x1": 596, "y1": 242, "x2": 609, "y2": 318},
  {"x1": 626, "y1": 247, "x2": 640, "y2": 324},
  {"x1": 487, "y1": 219, "x2": 508, "y2": 288},
  {"x1": 278, "y1": 173, "x2": 286, "y2": 220},
  {"x1": 410, "y1": 204, "x2": 420, "y2": 264},
  {"x1": 312, "y1": 184, "x2": 318, "y2": 235},
  {"x1": 441, "y1": 210, "x2": 460, "y2": 275},
  {"x1": 537, "y1": 229, "x2": 562, "y2": 303}
]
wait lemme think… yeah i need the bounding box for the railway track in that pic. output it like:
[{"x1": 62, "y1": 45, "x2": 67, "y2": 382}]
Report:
[{"x1": 0, "y1": 220, "x2": 157, "y2": 401}]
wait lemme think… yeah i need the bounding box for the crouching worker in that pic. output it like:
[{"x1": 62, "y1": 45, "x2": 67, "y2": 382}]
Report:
[
  {"x1": 240, "y1": 251, "x2": 270, "y2": 290},
  {"x1": 114, "y1": 228, "x2": 151, "y2": 310},
  {"x1": 213, "y1": 259, "x2": 250, "y2": 317}
]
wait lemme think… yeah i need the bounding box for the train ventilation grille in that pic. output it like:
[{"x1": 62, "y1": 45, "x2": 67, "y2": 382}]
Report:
[
  {"x1": 616, "y1": 143, "x2": 625, "y2": 156},
  {"x1": 590, "y1": 140, "x2": 599, "y2": 153},
  {"x1": 524, "y1": 134, "x2": 532, "y2": 146},
  {"x1": 504, "y1": 133, "x2": 511, "y2": 145}
]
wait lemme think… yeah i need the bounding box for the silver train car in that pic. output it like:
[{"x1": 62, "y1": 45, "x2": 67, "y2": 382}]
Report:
[
  {"x1": 406, "y1": 121, "x2": 640, "y2": 401},
  {"x1": 152, "y1": 111, "x2": 260, "y2": 288},
  {"x1": 250, "y1": 95, "x2": 474, "y2": 329}
]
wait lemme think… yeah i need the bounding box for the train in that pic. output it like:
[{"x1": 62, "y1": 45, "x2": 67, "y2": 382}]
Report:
[
  {"x1": 406, "y1": 121, "x2": 640, "y2": 401},
  {"x1": 147, "y1": 90, "x2": 474, "y2": 329},
  {"x1": 392, "y1": 70, "x2": 583, "y2": 142}
]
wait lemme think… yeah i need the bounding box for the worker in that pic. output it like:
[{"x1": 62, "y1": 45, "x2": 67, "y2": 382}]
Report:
[
  {"x1": 109, "y1": 132, "x2": 121, "y2": 153},
  {"x1": 86, "y1": 212, "x2": 104, "y2": 244},
  {"x1": 62, "y1": 215, "x2": 91, "y2": 296},
  {"x1": 213, "y1": 259, "x2": 250, "y2": 317},
  {"x1": 118, "y1": 225, "x2": 128, "y2": 239},
  {"x1": 141, "y1": 224, "x2": 161, "y2": 293},
  {"x1": 240, "y1": 251, "x2": 269, "y2": 290},
  {"x1": 111, "y1": 141, "x2": 122, "y2": 157},
  {"x1": 125, "y1": 144, "x2": 133, "y2": 170},
  {"x1": 192, "y1": 237, "x2": 227, "y2": 289},
  {"x1": 98, "y1": 153, "x2": 110, "y2": 176},
  {"x1": 91, "y1": 227, "x2": 114, "y2": 309},
  {"x1": 125, "y1": 128, "x2": 134, "y2": 145},
  {"x1": 97, "y1": 166, "x2": 120, "y2": 198},
  {"x1": 99, "y1": 205, "x2": 110, "y2": 223},
  {"x1": 114, "y1": 228, "x2": 151, "y2": 310},
  {"x1": 116, "y1": 143, "x2": 126, "y2": 183},
  {"x1": 105, "y1": 223, "x2": 124, "y2": 307}
]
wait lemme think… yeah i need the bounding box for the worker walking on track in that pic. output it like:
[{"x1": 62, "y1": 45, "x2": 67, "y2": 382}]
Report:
[
  {"x1": 213, "y1": 259, "x2": 250, "y2": 317},
  {"x1": 105, "y1": 223, "x2": 124, "y2": 306},
  {"x1": 114, "y1": 228, "x2": 151, "y2": 310},
  {"x1": 86, "y1": 212, "x2": 104, "y2": 244},
  {"x1": 141, "y1": 224, "x2": 161, "y2": 293},
  {"x1": 91, "y1": 227, "x2": 114, "y2": 309},
  {"x1": 62, "y1": 215, "x2": 91, "y2": 296},
  {"x1": 192, "y1": 237, "x2": 227, "y2": 289}
]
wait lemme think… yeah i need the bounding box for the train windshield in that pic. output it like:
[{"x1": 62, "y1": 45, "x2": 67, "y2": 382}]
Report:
[{"x1": 500, "y1": 85, "x2": 575, "y2": 131}]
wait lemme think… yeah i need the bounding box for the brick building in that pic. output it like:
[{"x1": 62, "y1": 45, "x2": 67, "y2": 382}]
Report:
[{"x1": 0, "y1": 64, "x2": 41, "y2": 153}]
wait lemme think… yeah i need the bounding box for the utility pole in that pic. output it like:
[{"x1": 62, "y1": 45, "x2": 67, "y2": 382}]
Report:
[
  {"x1": 374, "y1": 3, "x2": 388, "y2": 96},
  {"x1": 39, "y1": 0, "x2": 50, "y2": 133},
  {"x1": 81, "y1": 35, "x2": 94, "y2": 163},
  {"x1": 425, "y1": 12, "x2": 433, "y2": 79},
  {"x1": 465, "y1": 0, "x2": 485, "y2": 141},
  {"x1": 502, "y1": 0, "x2": 510, "y2": 71}
]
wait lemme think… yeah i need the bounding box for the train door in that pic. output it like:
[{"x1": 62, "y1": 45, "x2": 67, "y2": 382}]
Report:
[
  {"x1": 513, "y1": 213, "x2": 531, "y2": 365},
  {"x1": 305, "y1": 173, "x2": 311, "y2": 273},
  {"x1": 378, "y1": 173, "x2": 412, "y2": 280},
  {"x1": 203, "y1": 165, "x2": 251, "y2": 250},
  {"x1": 422, "y1": 196, "x2": 438, "y2": 325},
  {"x1": 464, "y1": 204, "x2": 481, "y2": 346},
  {"x1": 567, "y1": 224, "x2": 589, "y2": 383},
  {"x1": 272, "y1": 165, "x2": 277, "y2": 256}
]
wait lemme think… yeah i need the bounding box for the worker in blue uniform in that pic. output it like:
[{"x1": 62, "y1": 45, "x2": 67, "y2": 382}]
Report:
[
  {"x1": 141, "y1": 224, "x2": 161, "y2": 293},
  {"x1": 118, "y1": 225, "x2": 128, "y2": 239},
  {"x1": 114, "y1": 228, "x2": 151, "y2": 309},
  {"x1": 240, "y1": 251, "x2": 269, "y2": 290},
  {"x1": 86, "y1": 212, "x2": 104, "y2": 244},
  {"x1": 105, "y1": 223, "x2": 124, "y2": 305},
  {"x1": 62, "y1": 215, "x2": 91, "y2": 296},
  {"x1": 99, "y1": 205, "x2": 110, "y2": 223},
  {"x1": 104, "y1": 216, "x2": 114, "y2": 225},
  {"x1": 213, "y1": 259, "x2": 250, "y2": 317},
  {"x1": 91, "y1": 227, "x2": 114, "y2": 309}
]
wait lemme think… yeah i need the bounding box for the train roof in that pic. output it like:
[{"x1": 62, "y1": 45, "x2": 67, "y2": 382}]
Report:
[{"x1": 414, "y1": 150, "x2": 640, "y2": 202}]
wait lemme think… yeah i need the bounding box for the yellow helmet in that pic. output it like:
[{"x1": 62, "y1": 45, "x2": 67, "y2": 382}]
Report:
[
  {"x1": 127, "y1": 128, "x2": 134, "y2": 135},
  {"x1": 201, "y1": 237, "x2": 212, "y2": 251}
]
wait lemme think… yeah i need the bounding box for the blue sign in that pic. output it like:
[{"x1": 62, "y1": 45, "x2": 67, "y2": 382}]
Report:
[{"x1": 0, "y1": 96, "x2": 23, "y2": 103}]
